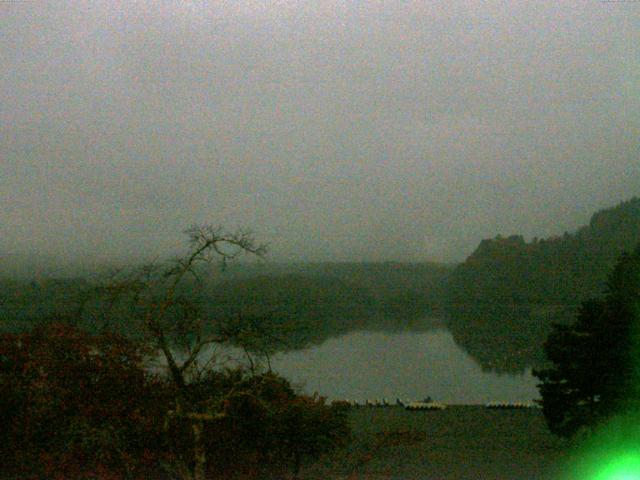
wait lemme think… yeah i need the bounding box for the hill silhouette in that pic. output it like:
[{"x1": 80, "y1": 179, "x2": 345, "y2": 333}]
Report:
[{"x1": 446, "y1": 197, "x2": 640, "y2": 373}]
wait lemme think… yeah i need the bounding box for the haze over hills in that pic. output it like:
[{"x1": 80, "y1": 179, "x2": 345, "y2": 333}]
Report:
[
  {"x1": 3, "y1": 2, "x2": 638, "y2": 267},
  {"x1": 1, "y1": 197, "x2": 639, "y2": 372}
]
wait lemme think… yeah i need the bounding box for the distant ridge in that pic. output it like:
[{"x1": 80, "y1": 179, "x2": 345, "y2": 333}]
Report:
[
  {"x1": 448, "y1": 197, "x2": 640, "y2": 308},
  {"x1": 445, "y1": 197, "x2": 640, "y2": 373}
]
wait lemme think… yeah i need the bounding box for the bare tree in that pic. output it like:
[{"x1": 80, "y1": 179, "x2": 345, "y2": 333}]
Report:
[{"x1": 95, "y1": 225, "x2": 268, "y2": 480}]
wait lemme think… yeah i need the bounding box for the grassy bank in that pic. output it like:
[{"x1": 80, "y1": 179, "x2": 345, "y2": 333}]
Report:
[{"x1": 303, "y1": 405, "x2": 569, "y2": 480}]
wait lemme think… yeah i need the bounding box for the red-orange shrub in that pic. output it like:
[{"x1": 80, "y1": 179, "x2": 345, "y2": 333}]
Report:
[{"x1": 0, "y1": 323, "x2": 172, "y2": 479}]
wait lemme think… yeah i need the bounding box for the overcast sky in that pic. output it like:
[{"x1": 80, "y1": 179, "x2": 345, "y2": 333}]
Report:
[{"x1": 2, "y1": 1, "x2": 639, "y2": 265}]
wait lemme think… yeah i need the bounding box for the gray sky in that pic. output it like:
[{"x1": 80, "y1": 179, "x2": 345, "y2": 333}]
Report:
[{"x1": 2, "y1": 0, "x2": 639, "y2": 265}]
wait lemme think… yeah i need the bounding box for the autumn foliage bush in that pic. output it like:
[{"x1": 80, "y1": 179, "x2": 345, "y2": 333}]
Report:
[
  {"x1": 0, "y1": 324, "x2": 350, "y2": 479},
  {"x1": 0, "y1": 323, "x2": 172, "y2": 479},
  {"x1": 163, "y1": 369, "x2": 350, "y2": 479}
]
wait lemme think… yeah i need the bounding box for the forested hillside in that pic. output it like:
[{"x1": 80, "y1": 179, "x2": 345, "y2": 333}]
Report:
[
  {"x1": 446, "y1": 197, "x2": 640, "y2": 373},
  {"x1": 0, "y1": 262, "x2": 451, "y2": 349},
  {"x1": 215, "y1": 261, "x2": 450, "y2": 318}
]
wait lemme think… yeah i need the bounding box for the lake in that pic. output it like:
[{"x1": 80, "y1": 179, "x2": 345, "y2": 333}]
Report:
[{"x1": 267, "y1": 327, "x2": 540, "y2": 405}]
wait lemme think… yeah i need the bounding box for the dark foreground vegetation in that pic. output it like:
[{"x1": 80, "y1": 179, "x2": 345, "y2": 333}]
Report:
[{"x1": 0, "y1": 322, "x2": 350, "y2": 479}]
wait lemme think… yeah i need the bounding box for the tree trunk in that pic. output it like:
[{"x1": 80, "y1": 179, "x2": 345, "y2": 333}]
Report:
[
  {"x1": 293, "y1": 452, "x2": 301, "y2": 480},
  {"x1": 193, "y1": 420, "x2": 207, "y2": 480}
]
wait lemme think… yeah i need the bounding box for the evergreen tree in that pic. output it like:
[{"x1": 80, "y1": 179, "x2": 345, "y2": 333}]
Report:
[{"x1": 534, "y1": 245, "x2": 640, "y2": 437}]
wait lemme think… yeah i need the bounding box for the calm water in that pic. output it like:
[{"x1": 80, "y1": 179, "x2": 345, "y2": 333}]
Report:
[
  {"x1": 177, "y1": 320, "x2": 540, "y2": 405},
  {"x1": 269, "y1": 328, "x2": 539, "y2": 404}
]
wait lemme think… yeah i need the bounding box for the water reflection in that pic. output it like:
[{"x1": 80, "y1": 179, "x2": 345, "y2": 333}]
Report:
[
  {"x1": 163, "y1": 321, "x2": 539, "y2": 405},
  {"x1": 205, "y1": 271, "x2": 556, "y2": 375},
  {"x1": 446, "y1": 303, "x2": 575, "y2": 374},
  {"x1": 269, "y1": 328, "x2": 539, "y2": 404}
]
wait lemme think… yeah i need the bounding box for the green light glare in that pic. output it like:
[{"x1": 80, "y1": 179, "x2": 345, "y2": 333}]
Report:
[
  {"x1": 593, "y1": 453, "x2": 640, "y2": 480},
  {"x1": 560, "y1": 411, "x2": 640, "y2": 480}
]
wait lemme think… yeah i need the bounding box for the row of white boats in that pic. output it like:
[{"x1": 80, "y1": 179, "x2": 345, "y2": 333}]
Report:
[{"x1": 333, "y1": 398, "x2": 539, "y2": 410}]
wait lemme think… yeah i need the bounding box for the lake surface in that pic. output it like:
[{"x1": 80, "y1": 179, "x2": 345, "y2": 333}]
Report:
[
  {"x1": 268, "y1": 327, "x2": 539, "y2": 404},
  {"x1": 176, "y1": 319, "x2": 540, "y2": 405}
]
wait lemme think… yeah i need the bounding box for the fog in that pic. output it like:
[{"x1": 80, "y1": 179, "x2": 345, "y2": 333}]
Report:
[{"x1": 2, "y1": 1, "x2": 639, "y2": 266}]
